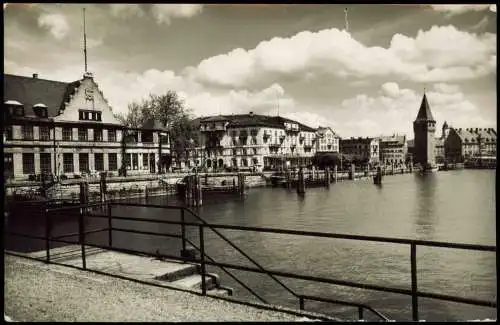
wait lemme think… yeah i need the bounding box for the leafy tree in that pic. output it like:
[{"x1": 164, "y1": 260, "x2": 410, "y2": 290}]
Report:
[{"x1": 115, "y1": 91, "x2": 200, "y2": 168}]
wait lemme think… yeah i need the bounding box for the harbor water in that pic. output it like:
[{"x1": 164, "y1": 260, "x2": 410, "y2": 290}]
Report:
[{"x1": 6, "y1": 169, "x2": 496, "y2": 321}]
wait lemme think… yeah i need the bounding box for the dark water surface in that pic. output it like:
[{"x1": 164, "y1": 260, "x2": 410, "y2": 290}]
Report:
[{"x1": 6, "y1": 170, "x2": 496, "y2": 321}]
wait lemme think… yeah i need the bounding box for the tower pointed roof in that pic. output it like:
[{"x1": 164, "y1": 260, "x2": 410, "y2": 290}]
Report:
[{"x1": 416, "y1": 93, "x2": 434, "y2": 121}]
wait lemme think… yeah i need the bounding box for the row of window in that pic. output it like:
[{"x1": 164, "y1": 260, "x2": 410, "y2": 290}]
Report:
[
  {"x1": 14, "y1": 152, "x2": 157, "y2": 175},
  {"x1": 78, "y1": 110, "x2": 102, "y2": 121},
  {"x1": 4, "y1": 126, "x2": 117, "y2": 142}
]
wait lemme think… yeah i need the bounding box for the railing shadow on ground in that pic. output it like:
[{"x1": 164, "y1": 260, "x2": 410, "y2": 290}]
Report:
[{"x1": 4, "y1": 201, "x2": 496, "y2": 322}]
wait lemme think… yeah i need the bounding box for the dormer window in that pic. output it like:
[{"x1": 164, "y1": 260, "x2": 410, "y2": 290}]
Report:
[
  {"x1": 33, "y1": 103, "x2": 48, "y2": 118},
  {"x1": 5, "y1": 100, "x2": 24, "y2": 117}
]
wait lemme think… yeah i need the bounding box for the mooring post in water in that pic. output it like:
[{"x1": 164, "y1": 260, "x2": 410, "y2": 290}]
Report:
[
  {"x1": 349, "y1": 164, "x2": 355, "y2": 180},
  {"x1": 195, "y1": 174, "x2": 203, "y2": 206},
  {"x1": 185, "y1": 176, "x2": 193, "y2": 206},
  {"x1": 79, "y1": 182, "x2": 89, "y2": 212},
  {"x1": 374, "y1": 166, "x2": 383, "y2": 185},
  {"x1": 297, "y1": 167, "x2": 305, "y2": 194},
  {"x1": 145, "y1": 185, "x2": 148, "y2": 200},
  {"x1": 365, "y1": 165, "x2": 369, "y2": 177},
  {"x1": 334, "y1": 165, "x2": 338, "y2": 183},
  {"x1": 238, "y1": 172, "x2": 245, "y2": 196},
  {"x1": 325, "y1": 168, "x2": 330, "y2": 188},
  {"x1": 99, "y1": 172, "x2": 107, "y2": 203},
  {"x1": 391, "y1": 163, "x2": 395, "y2": 175},
  {"x1": 286, "y1": 169, "x2": 292, "y2": 188}
]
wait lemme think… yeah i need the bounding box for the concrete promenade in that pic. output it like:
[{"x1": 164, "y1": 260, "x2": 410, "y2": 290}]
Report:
[{"x1": 4, "y1": 254, "x2": 325, "y2": 322}]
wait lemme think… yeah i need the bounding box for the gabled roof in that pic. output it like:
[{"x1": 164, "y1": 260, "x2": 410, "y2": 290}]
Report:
[
  {"x1": 415, "y1": 94, "x2": 435, "y2": 121},
  {"x1": 4, "y1": 74, "x2": 81, "y2": 117},
  {"x1": 316, "y1": 126, "x2": 339, "y2": 137},
  {"x1": 198, "y1": 113, "x2": 317, "y2": 132},
  {"x1": 453, "y1": 128, "x2": 497, "y2": 143},
  {"x1": 379, "y1": 134, "x2": 406, "y2": 145},
  {"x1": 340, "y1": 137, "x2": 377, "y2": 144}
]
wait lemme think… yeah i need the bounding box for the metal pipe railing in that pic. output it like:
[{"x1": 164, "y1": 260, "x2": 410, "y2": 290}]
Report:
[{"x1": 11, "y1": 202, "x2": 497, "y2": 322}]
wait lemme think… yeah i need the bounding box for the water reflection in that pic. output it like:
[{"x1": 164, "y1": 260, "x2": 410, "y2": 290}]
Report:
[{"x1": 413, "y1": 173, "x2": 438, "y2": 239}]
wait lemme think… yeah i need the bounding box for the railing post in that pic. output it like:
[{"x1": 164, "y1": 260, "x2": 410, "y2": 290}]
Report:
[
  {"x1": 44, "y1": 204, "x2": 51, "y2": 263},
  {"x1": 108, "y1": 204, "x2": 112, "y2": 248},
  {"x1": 411, "y1": 243, "x2": 418, "y2": 321},
  {"x1": 181, "y1": 209, "x2": 187, "y2": 252},
  {"x1": 79, "y1": 207, "x2": 87, "y2": 270},
  {"x1": 299, "y1": 297, "x2": 305, "y2": 310},
  {"x1": 199, "y1": 224, "x2": 206, "y2": 295},
  {"x1": 358, "y1": 307, "x2": 364, "y2": 320}
]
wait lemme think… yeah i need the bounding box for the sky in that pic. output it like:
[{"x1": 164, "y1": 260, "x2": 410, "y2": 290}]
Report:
[{"x1": 4, "y1": 3, "x2": 497, "y2": 138}]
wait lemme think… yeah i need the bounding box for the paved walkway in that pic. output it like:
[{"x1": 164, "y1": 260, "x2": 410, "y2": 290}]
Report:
[{"x1": 4, "y1": 254, "x2": 324, "y2": 322}]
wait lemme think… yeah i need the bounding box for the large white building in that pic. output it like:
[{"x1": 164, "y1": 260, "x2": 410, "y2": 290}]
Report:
[
  {"x1": 3, "y1": 72, "x2": 170, "y2": 181},
  {"x1": 182, "y1": 112, "x2": 323, "y2": 171},
  {"x1": 315, "y1": 127, "x2": 340, "y2": 153}
]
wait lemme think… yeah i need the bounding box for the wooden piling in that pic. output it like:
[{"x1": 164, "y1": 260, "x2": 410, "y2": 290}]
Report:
[
  {"x1": 237, "y1": 172, "x2": 246, "y2": 196},
  {"x1": 79, "y1": 182, "x2": 89, "y2": 209},
  {"x1": 349, "y1": 164, "x2": 355, "y2": 180},
  {"x1": 286, "y1": 169, "x2": 292, "y2": 189},
  {"x1": 99, "y1": 172, "x2": 107, "y2": 203},
  {"x1": 145, "y1": 185, "x2": 149, "y2": 200},
  {"x1": 325, "y1": 168, "x2": 330, "y2": 188},
  {"x1": 297, "y1": 167, "x2": 305, "y2": 194},
  {"x1": 334, "y1": 165, "x2": 338, "y2": 183},
  {"x1": 185, "y1": 176, "x2": 193, "y2": 206},
  {"x1": 195, "y1": 174, "x2": 203, "y2": 206},
  {"x1": 374, "y1": 166, "x2": 383, "y2": 185}
]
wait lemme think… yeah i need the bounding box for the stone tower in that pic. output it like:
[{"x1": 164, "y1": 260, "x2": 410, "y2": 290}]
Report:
[
  {"x1": 441, "y1": 121, "x2": 449, "y2": 139},
  {"x1": 413, "y1": 93, "x2": 436, "y2": 169}
]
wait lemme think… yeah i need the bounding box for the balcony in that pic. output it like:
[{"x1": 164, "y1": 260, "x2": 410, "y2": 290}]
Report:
[{"x1": 269, "y1": 143, "x2": 280, "y2": 148}]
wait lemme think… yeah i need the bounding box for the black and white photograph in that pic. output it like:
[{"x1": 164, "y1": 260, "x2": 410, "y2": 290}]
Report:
[{"x1": 3, "y1": 3, "x2": 497, "y2": 322}]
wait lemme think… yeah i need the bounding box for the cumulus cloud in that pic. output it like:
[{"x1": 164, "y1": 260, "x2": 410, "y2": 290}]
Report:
[
  {"x1": 37, "y1": 13, "x2": 69, "y2": 40},
  {"x1": 333, "y1": 82, "x2": 490, "y2": 137},
  {"x1": 109, "y1": 4, "x2": 203, "y2": 24},
  {"x1": 430, "y1": 5, "x2": 492, "y2": 15},
  {"x1": 433, "y1": 83, "x2": 461, "y2": 94},
  {"x1": 188, "y1": 25, "x2": 496, "y2": 89},
  {"x1": 470, "y1": 16, "x2": 490, "y2": 31},
  {"x1": 151, "y1": 4, "x2": 203, "y2": 24},
  {"x1": 109, "y1": 4, "x2": 144, "y2": 18},
  {"x1": 381, "y1": 82, "x2": 400, "y2": 98}
]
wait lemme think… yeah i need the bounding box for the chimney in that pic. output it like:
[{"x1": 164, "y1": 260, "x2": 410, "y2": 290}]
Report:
[
  {"x1": 32, "y1": 73, "x2": 38, "y2": 79},
  {"x1": 249, "y1": 111, "x2": 254, "y2": 117}
]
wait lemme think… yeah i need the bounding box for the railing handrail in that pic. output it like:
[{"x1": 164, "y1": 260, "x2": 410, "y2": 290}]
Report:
[
  {"x1": 106, "y1": 202, "x2": 301, "y2": 300},
  {"x1": 13, "y1": 201, "x2": 496, "y2": 321},
  {"x1": 90, "y1": 206, "x2": 496, "y2": 252}
]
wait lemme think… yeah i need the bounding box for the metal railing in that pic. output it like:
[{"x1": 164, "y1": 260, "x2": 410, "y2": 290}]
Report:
[{"x1": 5, "y1": 201, "x2": 496, "y2": 321}]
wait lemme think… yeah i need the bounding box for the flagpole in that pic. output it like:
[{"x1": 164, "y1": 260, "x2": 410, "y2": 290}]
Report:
[{"x1": 83, "y1": 8, "x2": 88, "y2": 73}]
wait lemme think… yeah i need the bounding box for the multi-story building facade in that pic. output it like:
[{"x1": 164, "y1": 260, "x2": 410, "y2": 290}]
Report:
[
  {"x1": 444, "y1": 127, "x2": 497, "y2": 163},
  {"x1": 182, "y1": 112, "x2": 319, "y2": 171},
  {"x1": 379, "y1": 134, "x2": 407, "y2": 166},
  {"x1": 434, "y1": 121, "x2": 450, "y2": 164},
  {"x1": 3, "y1": 73, "x2": 170, "y2": 181},
  {"x1": 340, "y1": 137, "x2": 380, "y2": 166},
  {"x1": 315, "y1": 127, "x2": 340, "y2": 153}
]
